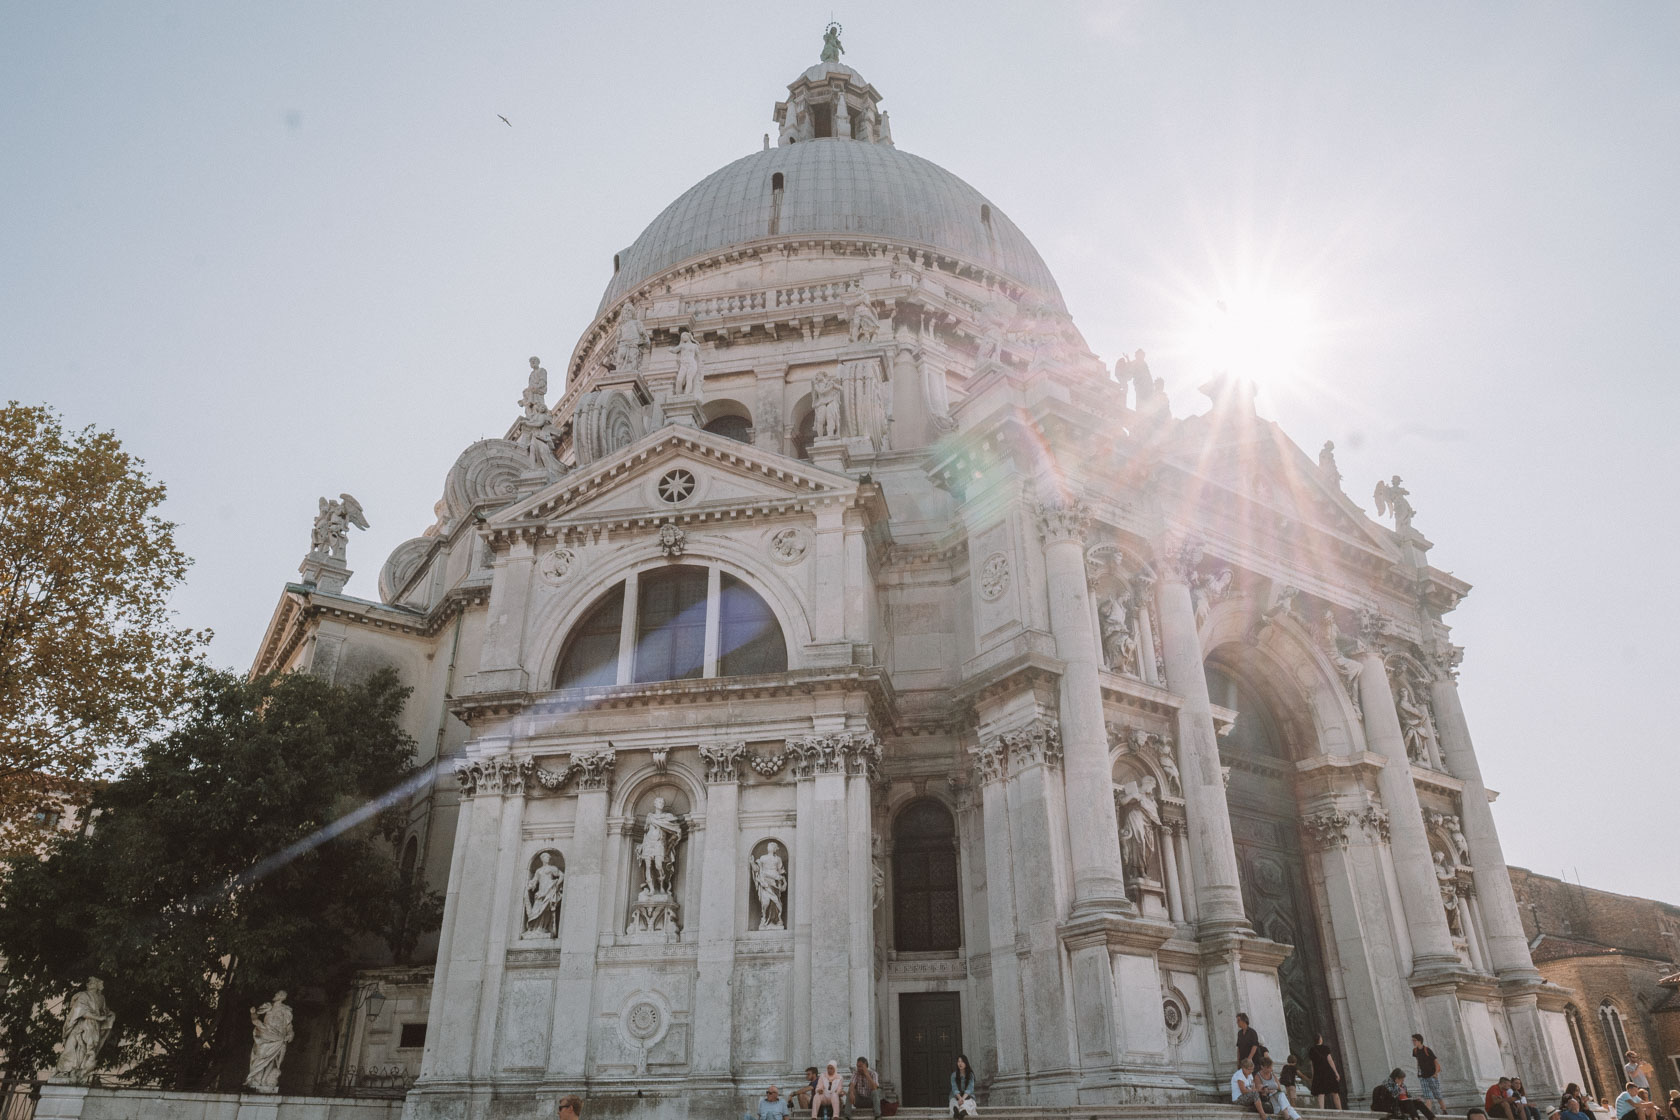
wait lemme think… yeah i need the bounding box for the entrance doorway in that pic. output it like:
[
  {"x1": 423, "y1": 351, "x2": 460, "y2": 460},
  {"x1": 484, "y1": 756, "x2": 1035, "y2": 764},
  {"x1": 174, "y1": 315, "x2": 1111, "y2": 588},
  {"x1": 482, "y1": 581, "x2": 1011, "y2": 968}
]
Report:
[{"x1": 898, "y1": 993, "x2": 961, "y2": 1107}]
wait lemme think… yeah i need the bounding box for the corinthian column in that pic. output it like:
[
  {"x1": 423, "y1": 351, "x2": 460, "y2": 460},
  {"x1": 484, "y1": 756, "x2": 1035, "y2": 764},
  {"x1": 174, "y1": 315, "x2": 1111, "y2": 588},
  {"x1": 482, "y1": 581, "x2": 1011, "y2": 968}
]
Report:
[
  {"x1": 1152, "y1": 538, "x2": 1247, "y2": 932},
  {"x1": 1354, "y1": 624, "x2": 1459, "y2": 971},
  {"x1": 1428, "y1": 670, "x2": 1541, "y2": 981},
  {"x1": 1036, "y1": 498, "x2": 1131, "y2": 915}
]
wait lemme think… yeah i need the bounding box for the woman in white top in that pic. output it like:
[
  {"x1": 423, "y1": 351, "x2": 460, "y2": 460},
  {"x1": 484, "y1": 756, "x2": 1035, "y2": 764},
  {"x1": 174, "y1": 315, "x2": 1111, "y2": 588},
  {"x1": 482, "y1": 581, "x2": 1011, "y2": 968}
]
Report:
[{"x1": 810, "y1": 1061, "x2": 844, "y2": 1120}]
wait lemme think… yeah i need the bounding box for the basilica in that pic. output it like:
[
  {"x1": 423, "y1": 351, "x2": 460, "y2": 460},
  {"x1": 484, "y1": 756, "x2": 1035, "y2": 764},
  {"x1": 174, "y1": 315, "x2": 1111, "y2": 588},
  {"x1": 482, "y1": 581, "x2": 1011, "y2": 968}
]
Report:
[{"x1": 252, "y1": 34, "x2": 1587, "y2": 1120}]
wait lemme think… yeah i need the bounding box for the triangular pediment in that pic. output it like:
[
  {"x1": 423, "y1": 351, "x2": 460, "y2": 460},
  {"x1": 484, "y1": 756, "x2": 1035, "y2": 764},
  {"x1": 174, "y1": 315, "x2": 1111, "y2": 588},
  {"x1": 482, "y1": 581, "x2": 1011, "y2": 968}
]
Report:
[{"x1": 486, "y1": 424, "x2": 858, "y2": 532}]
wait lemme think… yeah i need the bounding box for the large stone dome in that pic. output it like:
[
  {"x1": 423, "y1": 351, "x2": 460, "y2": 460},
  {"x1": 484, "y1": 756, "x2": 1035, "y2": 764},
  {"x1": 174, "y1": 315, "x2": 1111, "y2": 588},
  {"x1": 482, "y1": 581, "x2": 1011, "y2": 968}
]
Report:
[{"x1": 597, "y1": 138, "x2": 1066, "y2": 315}]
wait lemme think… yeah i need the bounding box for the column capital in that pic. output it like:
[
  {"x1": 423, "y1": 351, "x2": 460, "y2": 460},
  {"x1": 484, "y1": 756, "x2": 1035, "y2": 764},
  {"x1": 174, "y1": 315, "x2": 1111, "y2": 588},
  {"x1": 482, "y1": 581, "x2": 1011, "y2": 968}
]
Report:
[
  {"x1": 454, "y1": 752, "x2": 534, "y2": 799},
  {"x1": 1003, "y1": 717, "x2": 1063, "y2": 773},
  {"x1": 1155, "y1": 533, "x2": 1206, "y2": 585},
  {"x1": 788, "y1": 731, "x2": 878, "y2": 780},
  {"x1": 699, "y1": 741, "x2": 747, "y2": 784},
  {"x1": 1302, "y1": 809, "x2": 1353, "y2": 851},
  {"x1": 574, "y1": 749, "x2": 616, "y2": 792},
  {"x1": 1034, "y1": 498, "x2": 1092, "y2": 545},
  {"x1": 969, "y1": 737, "x2": 1008, "y2": 786}
]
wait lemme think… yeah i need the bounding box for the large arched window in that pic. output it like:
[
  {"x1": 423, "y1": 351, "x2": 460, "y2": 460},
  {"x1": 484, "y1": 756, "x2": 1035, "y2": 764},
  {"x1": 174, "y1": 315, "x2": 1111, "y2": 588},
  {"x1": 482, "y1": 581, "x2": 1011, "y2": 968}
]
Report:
[
  {"x1": 893, "y1": 800, "x2": 960, "y2": 953},
  {"x1": 554, "y1": 564, "x2": 788, "y2": 689}
]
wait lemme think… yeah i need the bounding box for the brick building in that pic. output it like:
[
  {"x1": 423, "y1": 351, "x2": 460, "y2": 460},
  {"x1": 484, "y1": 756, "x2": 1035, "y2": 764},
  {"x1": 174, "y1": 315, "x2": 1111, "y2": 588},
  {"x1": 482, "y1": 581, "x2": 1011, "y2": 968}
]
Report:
[{"x1": 1510, "y1": 867, "x2": 1680, "y2": 1102}]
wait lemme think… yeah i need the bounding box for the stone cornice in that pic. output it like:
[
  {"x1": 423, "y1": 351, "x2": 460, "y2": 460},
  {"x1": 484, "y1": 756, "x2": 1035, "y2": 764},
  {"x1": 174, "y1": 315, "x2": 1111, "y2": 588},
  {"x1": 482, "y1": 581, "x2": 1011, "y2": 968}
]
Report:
[{"x1": 251, "y1": 581, "x2": 491, "y2": 677}]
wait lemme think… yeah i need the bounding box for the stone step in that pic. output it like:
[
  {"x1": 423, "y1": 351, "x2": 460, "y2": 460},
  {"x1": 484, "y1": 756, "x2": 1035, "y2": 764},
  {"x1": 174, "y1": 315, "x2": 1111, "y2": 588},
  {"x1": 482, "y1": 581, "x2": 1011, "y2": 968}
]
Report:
[{"x1": 886, "y1": 1109, "x2": 1371, "y2": 1120}]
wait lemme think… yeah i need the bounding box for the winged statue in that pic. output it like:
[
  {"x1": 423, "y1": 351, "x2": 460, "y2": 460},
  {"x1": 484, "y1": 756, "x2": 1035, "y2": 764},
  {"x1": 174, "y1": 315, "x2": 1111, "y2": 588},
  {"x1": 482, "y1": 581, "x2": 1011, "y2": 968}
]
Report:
[
  {"x1": 311, "y1": 493, "x2": 370, "y2": 560},
  {"x1": 1372, "y1": 475, "x2": 1414, "y2": 531}
]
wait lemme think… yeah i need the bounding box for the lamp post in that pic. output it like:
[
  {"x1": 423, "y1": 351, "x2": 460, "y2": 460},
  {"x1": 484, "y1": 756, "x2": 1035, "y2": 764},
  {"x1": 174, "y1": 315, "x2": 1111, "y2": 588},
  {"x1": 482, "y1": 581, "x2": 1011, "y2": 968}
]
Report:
[{"x1": 334, "y1": 980, "x2": 386, "y2": 1095}]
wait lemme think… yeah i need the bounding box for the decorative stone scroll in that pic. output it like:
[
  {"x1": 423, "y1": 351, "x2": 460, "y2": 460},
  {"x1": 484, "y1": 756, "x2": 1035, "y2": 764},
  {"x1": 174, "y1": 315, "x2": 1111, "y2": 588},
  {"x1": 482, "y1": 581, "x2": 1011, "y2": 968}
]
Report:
[
  {"x1": 699, "y1": 741, "x2": 747, "y2": 783},
  {"x1": 454, "y1": 753, "x2": 535, "y2": 798},
  {"x1": 1106, "y1": 723, "x2": 1181, "y2": 796}
]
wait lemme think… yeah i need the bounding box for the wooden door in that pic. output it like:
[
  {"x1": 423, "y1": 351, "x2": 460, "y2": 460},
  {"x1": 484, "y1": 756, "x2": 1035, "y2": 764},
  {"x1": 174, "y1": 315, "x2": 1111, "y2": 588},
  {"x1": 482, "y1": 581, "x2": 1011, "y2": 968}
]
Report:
[{"x1": 899, "y1": 992, "x2": 962, "y2": 1108}]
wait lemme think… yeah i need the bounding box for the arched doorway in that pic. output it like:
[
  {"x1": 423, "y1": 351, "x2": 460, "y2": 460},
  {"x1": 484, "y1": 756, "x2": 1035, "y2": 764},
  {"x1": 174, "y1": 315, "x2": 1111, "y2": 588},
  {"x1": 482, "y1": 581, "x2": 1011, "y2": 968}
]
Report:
[{"x1": 1207, "y1": 662, "x2": 1339, "y2": 1063}]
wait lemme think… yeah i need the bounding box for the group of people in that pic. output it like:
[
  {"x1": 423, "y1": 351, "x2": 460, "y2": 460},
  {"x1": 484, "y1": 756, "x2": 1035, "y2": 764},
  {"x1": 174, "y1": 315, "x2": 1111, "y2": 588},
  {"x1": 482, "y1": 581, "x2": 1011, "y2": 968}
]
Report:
[
  {"x1": 1230, "y1": 1012, "x2": 1348, "y2": 1116},
  {"x1": 751, "y1": 1055, "x2": 980, "y2": 1120}
]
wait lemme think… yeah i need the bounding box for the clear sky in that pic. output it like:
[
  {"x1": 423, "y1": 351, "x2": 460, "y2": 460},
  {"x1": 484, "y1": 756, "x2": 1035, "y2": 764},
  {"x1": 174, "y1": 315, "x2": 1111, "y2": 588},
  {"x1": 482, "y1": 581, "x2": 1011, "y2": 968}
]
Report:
[{"x1": 4, "y1": 4, "x2": 1677, "y2": 904}]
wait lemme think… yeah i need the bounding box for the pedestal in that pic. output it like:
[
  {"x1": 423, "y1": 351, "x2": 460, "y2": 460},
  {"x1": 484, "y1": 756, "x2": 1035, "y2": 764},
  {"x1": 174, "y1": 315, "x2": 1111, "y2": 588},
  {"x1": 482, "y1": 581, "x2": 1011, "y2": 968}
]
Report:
[
  {"x1": 627, "y1": 893, "x2": 682, "y2": 939},
  {"x1": 665, "y1": 393, "x2": 705, "y2": 428},
  {"x1": 297, "y1": 552, "x2": 351, "y2": 594}
]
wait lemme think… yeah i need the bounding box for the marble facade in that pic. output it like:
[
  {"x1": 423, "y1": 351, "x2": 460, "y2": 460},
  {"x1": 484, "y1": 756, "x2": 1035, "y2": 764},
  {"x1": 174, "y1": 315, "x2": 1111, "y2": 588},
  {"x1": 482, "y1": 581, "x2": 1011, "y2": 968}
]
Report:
[{"x1": 249, "y1": 36, "x2": 1581, "y2": 1120}]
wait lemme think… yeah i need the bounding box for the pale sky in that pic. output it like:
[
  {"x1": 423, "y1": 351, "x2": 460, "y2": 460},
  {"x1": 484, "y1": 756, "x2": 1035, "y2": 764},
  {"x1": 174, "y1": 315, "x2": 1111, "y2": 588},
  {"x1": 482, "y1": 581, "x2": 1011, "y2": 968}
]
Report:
[{"x1": 4, "y1": 4, "x2": 1677, "y2": 905}]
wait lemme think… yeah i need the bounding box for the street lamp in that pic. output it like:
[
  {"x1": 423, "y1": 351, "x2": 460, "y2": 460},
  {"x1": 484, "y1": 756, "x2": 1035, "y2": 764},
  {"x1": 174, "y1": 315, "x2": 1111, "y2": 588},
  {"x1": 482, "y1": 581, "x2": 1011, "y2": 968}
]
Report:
[{"x1": 335, "y1": 981, "x2": 386, "y2": 1095}]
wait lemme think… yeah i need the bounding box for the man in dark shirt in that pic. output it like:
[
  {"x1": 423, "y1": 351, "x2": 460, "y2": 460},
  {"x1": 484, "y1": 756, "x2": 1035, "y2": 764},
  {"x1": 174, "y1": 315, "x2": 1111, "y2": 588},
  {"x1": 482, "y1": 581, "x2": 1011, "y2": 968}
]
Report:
[
  {"x1": 1412, "y1": 1034, "x2": 1444, "y2": 1114},
  {"x1": 1237, "y1": 1013, "x2": 1262, "y2": 1067}
]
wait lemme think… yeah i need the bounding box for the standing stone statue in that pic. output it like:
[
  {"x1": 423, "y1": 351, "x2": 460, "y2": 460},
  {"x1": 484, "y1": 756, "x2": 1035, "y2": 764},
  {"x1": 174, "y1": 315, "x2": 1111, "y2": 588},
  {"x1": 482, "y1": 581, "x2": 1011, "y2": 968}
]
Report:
[
  {"x1": 1098, "y1": 592, "x2": 1139, "y2": 676},
  {"x1": 1318, "y1": 440, "x2": 1342, "y2": 486},
  {"x1": 1319, "y1": 610, "x2": 1364, "y2": 702},
  {"x1": 749, "y1": 841, "x2": 788, "y2": 930},
  {"x1": 848, "y1": 298, "x2": 880, "y2": 344},
  {"x1": 635, "y1": 797, "x2": 684, "y2": 897},
  {"x1": 245, "y1": 991, "x2": 294, "y2": 1094},
  {"x1": 514, "y1": 357, "x2": 564, "y2": 475},
  {"x1": 1373, "y1": 475, "x2": 1415, "y2": 531},
  {"x1": 524, "y1": 850, "x2": 565, "y2": 938},
  {"x1": 613, "y1": 303, "x2": 649, "y2": 372},
  {"x1": 310, "y1": 494, "x2": 369, "y2": 560},
  {"x1": 1396, "y1": 682, "x2": 1438, "y2": 764},
  {"x1": 812, "y1": 369, "x2": 844, "y2": 438},
  {"x1": 1115, "y1": 779, "x2": 1162, "y2": 887},
  {"x1": 53, "y1": 977, "x2": 115, "y2": 1084},
  {"x1": 671, "y1": 330, "x2": 703, "y2": 398},
  {"x1": 1116, "y1": 349, "x2": 1155, "y2": 406}
]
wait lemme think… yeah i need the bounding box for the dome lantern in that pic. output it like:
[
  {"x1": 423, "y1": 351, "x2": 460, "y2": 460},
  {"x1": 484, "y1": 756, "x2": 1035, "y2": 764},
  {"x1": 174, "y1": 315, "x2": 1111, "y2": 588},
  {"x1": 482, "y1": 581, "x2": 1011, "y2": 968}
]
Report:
[{"x1": 773, "y1": 24, "x2": 893, "y2": 147}]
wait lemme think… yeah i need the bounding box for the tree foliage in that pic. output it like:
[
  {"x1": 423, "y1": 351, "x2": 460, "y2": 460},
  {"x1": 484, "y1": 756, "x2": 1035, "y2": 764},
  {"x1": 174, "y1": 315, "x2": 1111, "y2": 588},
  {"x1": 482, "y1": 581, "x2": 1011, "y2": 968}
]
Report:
[
  {"x1": 0, "y1": 667, "x2": 441, "y2": 1088},
  {"x1": 0, "y1": 402, "x2": 208, "y2": 841}
]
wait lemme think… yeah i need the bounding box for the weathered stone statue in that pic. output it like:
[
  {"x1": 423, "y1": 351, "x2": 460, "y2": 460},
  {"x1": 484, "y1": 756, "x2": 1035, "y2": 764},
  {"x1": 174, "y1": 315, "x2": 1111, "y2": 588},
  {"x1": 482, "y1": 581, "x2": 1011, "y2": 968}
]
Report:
[
  {"x1": 1115, "y1": 779, "x2": 1162, "y2": 887},
  {"x1": 749, "y1": 841, "x2": 788, "y2": 930},
  {"x1": 848, "y1": 298, "x2": 880, "y2": 343},
  {"x1": 1318, "y1": 440, "x2": 1342, "y2": 486},
  {"x1": 812, "y1": 369, "x2": 843, "y2": 438},
  {"x1": 245, "y1": 991, "x2": 294, "y2": 1094},
  {"x1": 514, "y1": 357, "x2": 564, "y2": 474},
  {"x1": 311, "y1": 494, "x2": 369, "y2": 560},
  {"x1": 635, "y1": 797, "x2": 683, "y2": 897},
  {"x1": 1396, "y1": 682, "x2": 1438, "y2": 764},
  {"x1": 1116, "y1": 349, "x2": 1155, "y2": 406},
  {"x1": 1319, "y1": 609, "x2": 1364, "y2": 701},
  {"x1": 1098, "y1": 592, "x2": 1139, "y2": 676},
  {"x1": 1188, "y1": 566, "x2": 1234, "y2": 632},
  {"x1": 613, "y1": 304, "x2": 649, "y2": 372},
  {"x1": 53, "y1": 977, "x2": 115, "y2": 1084},
  {"x1": 1373, "y1": 475, "x2": 1415, "y2": 531},
  {"x1": 820, "y1": 23, "x2": 844, "y2": 64},
  {"x1": 524, "y1": 850, "x2": 565, "y2": 938},
  {"x1": 672, "y1": 330, "x2": 703, "y2": 398},
  {"x1": 1433, "y1": 850, "x2": 1464, "y2": 936}
]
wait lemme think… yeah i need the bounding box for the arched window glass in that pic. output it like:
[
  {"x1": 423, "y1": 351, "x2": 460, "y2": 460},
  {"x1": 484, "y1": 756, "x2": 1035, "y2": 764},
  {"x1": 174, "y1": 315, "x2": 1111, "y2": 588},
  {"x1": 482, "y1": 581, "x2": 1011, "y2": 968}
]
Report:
[
  {"x1": 719, "y1": 573, "x2": 787, "y2": 676},
  {"x1": 893, "y1": 800, "x2": 960, "y2": 952},
  {"x1": 634, "y1": 566, "x2": 708, "y2": 684},
  {"x1": 555, "y1": 584, "x2": 625, "y2": 689},
  {"x1": 703, "y1": 414, "x2": 751, "y2": 443},
  {"x1": 1599, "y1": 1001, "x2": 1630, "y2": 1061}
]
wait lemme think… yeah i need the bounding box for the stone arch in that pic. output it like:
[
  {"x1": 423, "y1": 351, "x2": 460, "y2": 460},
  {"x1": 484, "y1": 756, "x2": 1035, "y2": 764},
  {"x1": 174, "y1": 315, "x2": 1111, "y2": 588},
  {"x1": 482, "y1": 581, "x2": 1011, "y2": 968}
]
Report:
[
  {"x1": 700, "y1": 397, "x2": 753, "y2": 443},
  {"x1": 613, "y1": 763, "x2": 703, "y2": 937},
  {"x1": 529, "y1": 534, "x2": 816, "y2": 685},
  {"x1": 787, "y1": 390, "x2": 816, "y2": 459},
  {"x1": 611, "y1": 758, "x2": 704, "y2": 822}
]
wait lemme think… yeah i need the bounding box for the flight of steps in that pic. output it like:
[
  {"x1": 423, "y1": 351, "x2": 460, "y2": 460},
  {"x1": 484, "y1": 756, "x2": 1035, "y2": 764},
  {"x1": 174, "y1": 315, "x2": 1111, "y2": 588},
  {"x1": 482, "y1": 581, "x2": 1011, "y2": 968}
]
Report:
[{"x1": 888, "y1": 1108, "x2": 1370, "y2": 1120}]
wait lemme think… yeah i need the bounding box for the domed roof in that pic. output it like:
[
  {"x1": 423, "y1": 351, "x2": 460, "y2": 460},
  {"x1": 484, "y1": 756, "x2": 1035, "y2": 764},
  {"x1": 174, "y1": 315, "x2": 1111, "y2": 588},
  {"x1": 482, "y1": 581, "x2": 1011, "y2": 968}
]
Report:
[{"x1": 597, "y1": 138, "x2": 1066, "y2": 315}]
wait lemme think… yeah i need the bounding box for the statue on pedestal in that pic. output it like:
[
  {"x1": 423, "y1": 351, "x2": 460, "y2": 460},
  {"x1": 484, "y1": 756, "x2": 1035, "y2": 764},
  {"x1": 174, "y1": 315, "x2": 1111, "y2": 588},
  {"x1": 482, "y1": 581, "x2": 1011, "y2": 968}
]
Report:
[
  {"x1": 812, "y1": 369, "x2": 843, "y2": 438},
  {"x1": 820, "y1": 22, "x2": 844, "y2": 64},
  {"x1": 636, "y1": 797, "x2": 683, "y2": 895},
  {"x1": 613, "y1": 303, "x2": 649, "y2": 372},
  {"x1": 310, "y1": 494, "x2": 369, "y2": 560},
  {"x1": 1373, "y1": 475, "x2": 1416, "y2": 531},
  {"x1": 1319, "y1": 440, "x2": 1342, "y2": 486},
  {"x1": 1396, "y1": 683, "x2": 1439, "y2": 764},
  {"x1": 244, "y1": 991, "x2": 293, "y2": 1094},
  {"x1": 514, "y1": 356, "x2": 564, "y2": 474},
  {"x1": 53, "y1": 977, "x2": 115, "y2": 1084},
  {"x1": 1116, "y1": 779, "x2": 1162, "y2": 889},
  {"x1": 848, "y1": 299, "x2": 881, "y2": 344},
  {"x1": 523, "y1": 850, "x2": 565, "y2": 938},
  {"x1": 1098, "y1": 592, "x2": 1140, "y2": 676},
  {"x1": 672, "y1": 331, "x2": 703, "y2": 398}
]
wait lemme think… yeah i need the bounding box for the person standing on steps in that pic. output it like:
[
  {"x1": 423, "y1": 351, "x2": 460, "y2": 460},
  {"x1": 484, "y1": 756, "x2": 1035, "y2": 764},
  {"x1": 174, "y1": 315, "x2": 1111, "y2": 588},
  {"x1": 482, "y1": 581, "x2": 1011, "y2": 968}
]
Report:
[
  {"x1": 1308, "y1": 1032, "x2": 1344, "y2": 1110},
  {"x1": 1237, "y1": 1012, "x2": 1263, "y2": 1067},
  {"x1": 1412, "y1": 1033, "x2": 1445, "y2": 1116}
]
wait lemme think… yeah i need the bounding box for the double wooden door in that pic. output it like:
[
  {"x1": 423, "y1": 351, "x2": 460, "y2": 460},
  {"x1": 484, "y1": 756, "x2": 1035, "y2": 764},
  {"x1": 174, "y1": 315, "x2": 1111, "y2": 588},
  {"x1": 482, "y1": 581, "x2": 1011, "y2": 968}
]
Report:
[{"x1": 898, "y1": 993, "x2": 962, "y2": 1107}]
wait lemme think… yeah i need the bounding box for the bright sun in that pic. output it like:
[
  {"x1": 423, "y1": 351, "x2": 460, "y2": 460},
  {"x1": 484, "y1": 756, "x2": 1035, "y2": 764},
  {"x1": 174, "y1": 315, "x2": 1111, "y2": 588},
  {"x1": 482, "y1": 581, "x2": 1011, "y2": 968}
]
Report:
[{"x1": 1183, "y1": 288, "x2": 1321, "y2": 390}]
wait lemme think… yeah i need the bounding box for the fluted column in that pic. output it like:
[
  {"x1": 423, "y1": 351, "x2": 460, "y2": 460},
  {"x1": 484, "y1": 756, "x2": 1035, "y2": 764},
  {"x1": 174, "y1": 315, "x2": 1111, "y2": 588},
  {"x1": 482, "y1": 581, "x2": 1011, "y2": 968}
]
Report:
[
  {"x1": 1036, "y1": 499, "x2": 1131, "y2": 915},
  {"x1": 1429, "y1": 674, "x2": 1542, "y2": 980},
  {"x1": 1152, "y1": 539, "x2": 1247, "y2": 932},
  {"x1": 1356, "y1": 637, "x2": 1460, "y2": 971}
]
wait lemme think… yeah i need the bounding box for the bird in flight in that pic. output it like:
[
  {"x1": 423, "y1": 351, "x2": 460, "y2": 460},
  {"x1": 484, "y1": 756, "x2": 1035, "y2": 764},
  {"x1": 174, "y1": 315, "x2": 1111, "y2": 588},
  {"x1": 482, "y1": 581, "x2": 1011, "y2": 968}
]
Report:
[{"x1": 498, "y1": 114, "x2": 511, "y2": 127}]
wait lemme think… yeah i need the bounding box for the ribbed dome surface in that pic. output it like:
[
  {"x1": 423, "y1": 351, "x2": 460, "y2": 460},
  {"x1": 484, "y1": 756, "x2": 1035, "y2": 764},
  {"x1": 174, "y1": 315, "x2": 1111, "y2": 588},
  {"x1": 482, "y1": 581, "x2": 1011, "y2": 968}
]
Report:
[{"x1": 597, "y1": 139, "x2": 1065, "y2": 314}]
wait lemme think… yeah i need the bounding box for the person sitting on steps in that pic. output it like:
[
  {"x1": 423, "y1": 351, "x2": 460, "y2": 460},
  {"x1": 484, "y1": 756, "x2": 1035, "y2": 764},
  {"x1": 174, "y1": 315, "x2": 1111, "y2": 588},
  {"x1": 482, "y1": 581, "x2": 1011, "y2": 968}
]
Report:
[
  {"x1": 811, "y1": 1061, "x2": 844, "y2": 1120},
  {"x1": 950, "y1": 1054, "x2": 978, "y2": 1118},
  {"x1": 845, "y1": 1057, "x2": 880, "y2": 1120}
]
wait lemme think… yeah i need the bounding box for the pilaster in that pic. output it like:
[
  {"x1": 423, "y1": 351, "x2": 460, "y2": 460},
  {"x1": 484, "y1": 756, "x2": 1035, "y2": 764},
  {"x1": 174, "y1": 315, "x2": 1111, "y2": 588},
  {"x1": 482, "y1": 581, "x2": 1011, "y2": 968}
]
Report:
[
  {"x1": 546, "y1": 749, "x2": 615, "y2": 1075},
  {"x1": 692, "y1": 742, "x2": 745, "y2": 1076}
]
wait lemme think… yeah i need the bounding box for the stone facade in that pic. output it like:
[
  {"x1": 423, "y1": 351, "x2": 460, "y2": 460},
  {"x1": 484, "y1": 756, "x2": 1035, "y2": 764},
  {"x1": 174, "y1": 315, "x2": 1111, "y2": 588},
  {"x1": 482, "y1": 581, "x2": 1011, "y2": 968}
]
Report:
[
  {"x1": 1509, "y1": 867, "x2": 1680, "y2": 1101},
  {"x1": 249, "y1": 36, "x2": 1583, "y2": 1120}
]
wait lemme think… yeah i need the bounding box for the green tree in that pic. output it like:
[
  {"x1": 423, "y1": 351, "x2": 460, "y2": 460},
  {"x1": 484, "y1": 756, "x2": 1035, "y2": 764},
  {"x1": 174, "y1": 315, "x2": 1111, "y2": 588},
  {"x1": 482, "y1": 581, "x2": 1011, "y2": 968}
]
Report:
[
  {"x1": 0, "y1": 402, "x2": 207, "y2": 843},
  {"x1": 0, "y1": 667, "x2": 441, "y2": 1088}
]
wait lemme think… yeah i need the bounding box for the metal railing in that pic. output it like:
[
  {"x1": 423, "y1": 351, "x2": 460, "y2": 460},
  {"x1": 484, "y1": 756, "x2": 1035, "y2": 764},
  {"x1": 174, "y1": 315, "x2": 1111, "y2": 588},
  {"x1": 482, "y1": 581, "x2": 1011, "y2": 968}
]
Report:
[{"x1": 0, "y1": 1080, "x2": 41, "y2": 1120}]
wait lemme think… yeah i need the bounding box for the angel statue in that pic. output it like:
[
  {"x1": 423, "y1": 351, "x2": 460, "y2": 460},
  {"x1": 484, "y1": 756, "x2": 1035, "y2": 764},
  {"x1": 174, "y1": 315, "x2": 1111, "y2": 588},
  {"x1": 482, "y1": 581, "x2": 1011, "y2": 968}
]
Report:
[
  {"x1": 1373, "y1": 475, "x2": 1415, "y2": 531},
  {"x1": 310, "y1": 494, "x2": 369, "y2": 560}
]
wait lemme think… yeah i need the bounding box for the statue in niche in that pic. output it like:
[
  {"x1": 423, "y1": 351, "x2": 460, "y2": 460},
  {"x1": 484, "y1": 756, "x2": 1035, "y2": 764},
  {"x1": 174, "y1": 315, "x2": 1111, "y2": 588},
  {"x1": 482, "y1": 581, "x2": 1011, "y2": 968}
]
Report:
[
  {"x1": 613, "y1": 303, "x2": 649, "y2": 372},
  {"x1": 244, "y1": 991, "x2": 293, "y2": 1094},
  {"x1": 871, "y1": 835, "x2": 885, "y2": 911},
  {"x1": 1098, "y1": 592, "x2": 1140, "y2": 676},
  {"x1": 523, "y1": 850, "x2": 565, "y2": 938},
  {"x1": 848, "y1": 298, "x2": 881, "y2": 343},
  {"x1": 1319, "y1": 610, "x2": 1364, "y2": 695},
  {"x1": 1115, "y1": 778, "x2": 1162, "y2": 888},
  {"x1": 1396, "y1": 682, "x2": 1439, "y2": 764},
  {"x1": 53, "y1": 977, "x2": 115, "y2": 1084},
  {"x1": 1433, "y1": 850, "x2": 1464, "y2": 936},
  {"x1": 635, "y1": 796, "x2": 684, "y2": 897},
  {"x1": 1188, "y1": 566, "x2": 1234, "y2": 632},
  {"x1": 749, "y1": 841, "x2": 788, "y2": 930},
  {"x1": 311, "y1": 494, "x2": 369, "y2": 560},
  {"x1": 1319, "y1": 440, "x2": 1342, "y2": 486},
  {"x1": 812, "y1": 369, "x2": 844, "y2": 438},
  {"x1": 672, "y1": 330, "x2": 703, "y2": 398},
  {"x1": 1373, "y1": 475, "x2": 1416, "y2": 531}
]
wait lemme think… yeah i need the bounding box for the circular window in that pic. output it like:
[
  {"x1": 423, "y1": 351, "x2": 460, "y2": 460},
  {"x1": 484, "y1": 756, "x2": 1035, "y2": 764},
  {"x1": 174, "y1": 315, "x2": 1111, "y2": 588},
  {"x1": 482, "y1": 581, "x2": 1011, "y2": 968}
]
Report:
[{"x1": 657, "y1": 469, "x2": 696, "y2": 504}]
